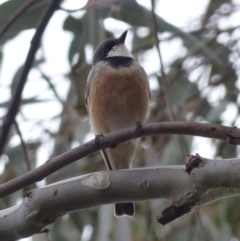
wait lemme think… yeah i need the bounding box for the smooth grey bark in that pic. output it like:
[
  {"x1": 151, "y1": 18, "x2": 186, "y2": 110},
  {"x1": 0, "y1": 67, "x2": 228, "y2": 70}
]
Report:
[
  {"x1": 1, "y1": 156, "x2": 240, "y2": 240},
  {"x1": 1, "y1": 121, "x2": 239, "y2": 199}
]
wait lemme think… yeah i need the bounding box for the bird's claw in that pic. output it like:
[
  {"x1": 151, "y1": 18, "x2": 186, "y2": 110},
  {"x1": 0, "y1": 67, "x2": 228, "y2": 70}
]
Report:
[
  {"x1": 135, "y1": 120, "x2": 144, "y2": 136},
  {"x1": 95, "y1": 133, "x2": 105, "y2": 146}
]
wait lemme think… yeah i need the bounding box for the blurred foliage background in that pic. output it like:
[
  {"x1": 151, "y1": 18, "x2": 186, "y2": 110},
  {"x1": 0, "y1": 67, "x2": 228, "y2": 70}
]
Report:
[{"x1": 1, "y1": 0, "x2": 240, "y2": 240}]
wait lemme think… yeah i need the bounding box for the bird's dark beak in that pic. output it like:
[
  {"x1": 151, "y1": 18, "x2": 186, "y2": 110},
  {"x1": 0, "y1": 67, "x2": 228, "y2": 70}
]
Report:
[{"x1": 117, "y1": 30, "x2": 128, "y2": 44}]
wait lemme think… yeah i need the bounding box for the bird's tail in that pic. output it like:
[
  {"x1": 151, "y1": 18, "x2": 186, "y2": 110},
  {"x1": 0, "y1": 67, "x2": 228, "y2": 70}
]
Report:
[
  {"x1": 101, "y1": 148, "x2": 135, "y2": 217},
  {"x1": 114, "y1": 202, "x2": 135, "y2": 217}
]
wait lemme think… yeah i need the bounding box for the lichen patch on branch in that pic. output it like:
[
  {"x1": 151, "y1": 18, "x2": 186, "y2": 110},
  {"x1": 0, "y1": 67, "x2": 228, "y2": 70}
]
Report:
[{"x1": 81, "y1": 172, "x2": 110, "y2": 189}]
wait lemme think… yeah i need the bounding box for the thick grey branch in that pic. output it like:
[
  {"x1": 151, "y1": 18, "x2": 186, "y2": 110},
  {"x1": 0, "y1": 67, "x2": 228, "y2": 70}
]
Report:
[
  {"x1": 1, "y1": 156, "x2": 240, "y2": 240},
  {"x1": 0, "y1": 122, "x2": 240, "y2": 198}
]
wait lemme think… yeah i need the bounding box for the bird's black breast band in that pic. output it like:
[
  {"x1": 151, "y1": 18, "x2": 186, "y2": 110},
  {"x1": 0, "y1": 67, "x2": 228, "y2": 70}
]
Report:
[{"x1": 105, "y1": 57, "x2": 134, "y2": 68}]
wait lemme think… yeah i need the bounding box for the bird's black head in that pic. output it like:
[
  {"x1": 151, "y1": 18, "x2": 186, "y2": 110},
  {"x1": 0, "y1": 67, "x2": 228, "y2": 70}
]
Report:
[{"x1": 93, "y1": 30, "x2": 132, "y2": 66}]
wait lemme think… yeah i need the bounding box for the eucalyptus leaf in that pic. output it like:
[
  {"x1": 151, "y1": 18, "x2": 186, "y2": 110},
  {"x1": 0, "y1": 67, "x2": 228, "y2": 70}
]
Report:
[{"x1": 0, "y1": 0, "x2": 48, "y2": 45}]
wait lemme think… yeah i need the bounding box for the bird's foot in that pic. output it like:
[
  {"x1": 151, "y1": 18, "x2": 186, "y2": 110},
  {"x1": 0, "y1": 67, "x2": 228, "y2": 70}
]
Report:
[
  {"x1": 102, "y1": 149, "x2": 113, "y2": 170},
  {"x1": 95, "y1": 133, "x2": 116, "y2": 148},
  {"x1": 95, "y1": 133, "x2": 105, "y2": 146},
  {"x1": 110, "y1": 143, "x2": 117, "y2": 149},
  {"x1": 135, "y1": 120, "x2": 144, "y2": 136}
]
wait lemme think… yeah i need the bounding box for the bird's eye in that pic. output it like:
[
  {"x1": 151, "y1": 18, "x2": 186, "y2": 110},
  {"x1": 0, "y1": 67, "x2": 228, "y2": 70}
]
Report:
[{"x1": 102, "y1": 48, "x2": 108, "y2": 54}]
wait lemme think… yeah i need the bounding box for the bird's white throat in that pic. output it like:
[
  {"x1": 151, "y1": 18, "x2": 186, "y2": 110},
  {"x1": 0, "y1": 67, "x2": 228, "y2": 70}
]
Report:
[{"x1": 107, "y1": 44, "x2": 133, "y2": 58}]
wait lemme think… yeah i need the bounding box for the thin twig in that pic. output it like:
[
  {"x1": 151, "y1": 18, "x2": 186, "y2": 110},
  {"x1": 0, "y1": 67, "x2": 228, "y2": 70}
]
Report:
[
  {"x1": 0, "y1": 0, "x2": 61, "y2": 156},
  {"x1": 150, "y1": 0, "x2": 186, "y2": 157},
  {"x1": 150, "y1": 0, "x2": 175, "y2": 121},
  {"x1": 14, "y1": 119, "x2": 31, "y2": 171},
  {"x1": 0, "y1": 0, "x2": 42, "y2": 40},
  {"x1": 0, "y1": 121, "x2": 239, "y2": 198}
]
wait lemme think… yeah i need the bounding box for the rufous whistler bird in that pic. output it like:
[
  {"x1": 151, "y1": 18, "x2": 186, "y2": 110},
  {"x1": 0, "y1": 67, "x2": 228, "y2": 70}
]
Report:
[{"x1": 85, "y1": 30, "x2": 150, "y2": 217}]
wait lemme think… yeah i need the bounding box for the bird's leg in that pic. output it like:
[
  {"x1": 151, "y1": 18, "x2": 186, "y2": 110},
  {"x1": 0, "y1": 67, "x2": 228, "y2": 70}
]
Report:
[
  {"x1": 95, "y1": 134, "x2": 113, "y2": 171},
  {"x1": 102, "y1": 149, "x2": 113, "y2": 171}
]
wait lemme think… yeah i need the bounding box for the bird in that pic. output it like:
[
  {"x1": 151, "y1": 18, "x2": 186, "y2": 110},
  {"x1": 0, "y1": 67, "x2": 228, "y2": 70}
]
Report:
[{"x1": 85, "y1": 30, "x2": 150, "y2": 217}]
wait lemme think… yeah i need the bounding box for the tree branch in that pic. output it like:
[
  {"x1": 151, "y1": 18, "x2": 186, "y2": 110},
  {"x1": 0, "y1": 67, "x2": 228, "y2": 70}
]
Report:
[
  {"x1": 0, "y1": 0, "x2": 61, "y2": 156},
  {"x1": 0, "y1": 122, "x2": 239, "y2": 199},
  {"x1": 150, "y1": 0, "x2": 187, "y2": 158},
  {"x1": 1, "y1": 156, "x2": 240, "y2": 240},
  {"x1": 150, "y1": 0, "x2": 175, "y2": 121}
]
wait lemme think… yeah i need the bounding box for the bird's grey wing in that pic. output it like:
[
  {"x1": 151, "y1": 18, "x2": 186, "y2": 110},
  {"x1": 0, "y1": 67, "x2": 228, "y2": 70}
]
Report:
[
  {"x1": 139, "y1": 65, "x2": 151, "y2": 99},
  {"x1": 85, "y1": 68, "x2": 95, "y2": 111}
]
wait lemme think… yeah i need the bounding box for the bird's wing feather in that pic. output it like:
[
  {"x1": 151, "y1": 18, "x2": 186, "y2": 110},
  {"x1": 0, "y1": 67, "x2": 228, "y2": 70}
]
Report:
[{"x1": 85, "y1": 68, "x2": 96, "y2": 110}]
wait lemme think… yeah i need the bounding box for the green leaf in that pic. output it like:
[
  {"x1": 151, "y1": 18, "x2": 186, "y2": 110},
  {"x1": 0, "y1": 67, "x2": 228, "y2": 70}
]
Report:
[
  {"x1": 63, "y1": 15, "x2": 83, "y2": 63},
  {"x1": 0, "y1": 0, "x2": 48, "y2": 45}
]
